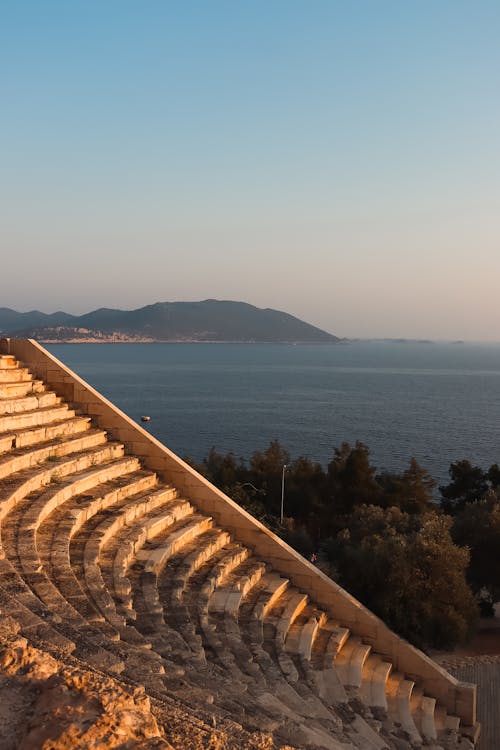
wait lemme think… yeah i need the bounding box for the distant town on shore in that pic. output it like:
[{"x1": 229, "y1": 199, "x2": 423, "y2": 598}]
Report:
[{"x1": 0, "y1": 300, "x2": 340, "y2": 344}]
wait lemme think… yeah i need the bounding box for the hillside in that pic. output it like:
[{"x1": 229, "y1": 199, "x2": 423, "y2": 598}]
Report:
[{"x1": 0, "y1": 300, "x2": 339, "y2": 343}]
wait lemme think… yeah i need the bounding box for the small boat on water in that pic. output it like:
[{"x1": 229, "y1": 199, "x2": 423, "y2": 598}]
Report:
[{"x1": 141, "y1": 415, "x2": 151, "y2": 423}]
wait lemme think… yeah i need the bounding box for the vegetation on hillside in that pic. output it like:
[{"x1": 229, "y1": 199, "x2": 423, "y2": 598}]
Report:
[
  {"x1": 0, "y1": 300, "x2": 339, "y2": 342},
  {"x1": 188, "y1": 441, "x2": 500, "y2": 651}
]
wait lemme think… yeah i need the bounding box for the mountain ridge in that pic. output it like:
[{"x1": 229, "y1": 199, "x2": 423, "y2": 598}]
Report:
[{"x1": 0, "y1": 300, "x2": 339, "y2": 343}]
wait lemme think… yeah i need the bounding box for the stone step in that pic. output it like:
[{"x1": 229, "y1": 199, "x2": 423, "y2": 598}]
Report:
[
  {"x1": 0, "y1": 415, "x2": 92, "y2": 455},
  {"x1": 308, "y1": 662, "x2": 348, "y2": 707},
  {"x1": 0, "y1": 428, "x2": 107, "y2": 480},
  {"x1": 106, "y1": 499, "x2": 194, "y2": 611},
  {"x1": 251, "y1": 574, "x2": 289, "y2": 623},
  {"x1": 359, "y1": 653, "x2": 392, "y2": 709},
  {"x1": 386, "y1": 671, "x2": 422, "y2": 745},
  {"x1": 0, "y1": 558, "x2": 124, "y2": 674},
  {"x1": 0, "y1": 379, "x2": 45, "y2": 399},
  {"x1": 44, "y1": 473, "x2": 160, "y2": 633},
  {"x1": 256, "y1": 691, "x2": 354, "y2": 750},
  {"x1": 270, "y1": 612, "x2": 349, "y2": 709},
  {"x1": 435, "y1": 704, "x2": 461, "y2": 735},
  {"x1": 284, "y1": 607, "x2": 328, "y2": 660},
  {"x1": 238, "y1": 571, "x2": 293, "y2": 683},
  {"x1": 347, "y1": 716, "x2": 391, "y2": 750},
  {"x1": 219, "y1": 575, "x2": 279, "y2": 685},
  {"x1": 183, "y1": 546, "x2": 251, "y2": 672},
  {"x1": 0, "y1": 366, "x2": 32, "y2": 382},
  {"x1": 157, "y1": 529, "x2": 233, "y2": 657},
  {"x1": 0, "y1": 390, "x2": 60, "y2": 415},
  {"x1": 0, "y1": 355, "x2": 17, "y2": 369},
  {"x1": 60, "y1": 470, "x2": 159, "y2": 545},
  {"x1": 208, "y1": 559, "x2": 267, "y2": 616},
  {"x1": 324, "y1": 623, "x2": 351, "y2": 667},
  {"x1": 138, "y1": 515, "x2": 214, "y2": 576},
  {"x1": 231, "y1": 586, "x2": 345, "y2": 732},
  {"x1": 82, "y1": 487, "x2": 183, "y2": 625},
  {"x1": 410, "y1": 687, "x2": 438, "y2": 741},
  {"x1": 0, "y1": 444, "x2": 131, "y2": 527},
  {"x1": 238, "y1": 573, "x2": 290, "y2": 655},
  {"x1": 166, "y1": 528, "x2": 233, "y2": 604},
  {"x1": 83, "y1": 485, "x2": 181, "y2": 563},
  {"x1": 334, "y1": 636, "x2": 372, "y2": 688},
  {"x1": 17, "y1": 542, "x2": 121, "y2": 643},
  {"x1": 0, "y1": 403, "x2": 75, "y2": 433},
  {"x1": 130, "y1": 530, "x2": 232, "y2": 664},
  {"x1": 274, "y1": 589, "x2": 309, "y2": 644},
  {"x1": 310, "y1": 619, "x2": 350, "y2": 671},
  {"x1": 0, "y1": 581, "x2": 76, "y2": 655},
  {"x1": 8, "y1": 461, "x2": 142, "y2": 632},
  {"x1": 3, "y1": 532, "x2": 165, "y2": 681},
  {"x1": 261, "y1": 592, "x2": 303, "y2": 683},
  {"x1": 192, "y1": 544, "x2": 250, "y2": 652},
  {"x1": 198, "y1": 545, "x2": 250, "y2": 606}
]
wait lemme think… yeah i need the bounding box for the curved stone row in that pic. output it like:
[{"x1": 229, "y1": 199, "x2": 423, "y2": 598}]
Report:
[{"x1": 0, "y1": 354, "x2": 473, "y2": 750}]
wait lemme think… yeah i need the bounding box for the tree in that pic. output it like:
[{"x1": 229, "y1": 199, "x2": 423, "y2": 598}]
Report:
[
  {"x1": 202, "y1": 447, "x2": 245, "y2": 490},
  {"x1": 282, "y1": 455, "x2": 326, "y2": 529},
  {"x1": 326, "y1": 441, "x2": 381, "y2": 518},
  {"x1": 250, "y1": 439, "x2": 290, "y2": 477},
  {"x1": 376, "y1": 459, "x2": 435, "y2": 513},
  {"x1": 249, "y1": 440, "x2": 290, "y2": 516},
  {"x1": 452, "y1": 491, "x2": 500, "y2": 610},
  {"x1": 487, "y1": 463, "x2": 500, "y2": 489},
  {"x1": 324, "y1": 505, "x2": 477, "y2": 649},
  {"x1": 440, "y1": 460, "x2": 489, "y2": 513},
  {"x1": 400, "y1": 458, "x2": 436, "y2": 513}
]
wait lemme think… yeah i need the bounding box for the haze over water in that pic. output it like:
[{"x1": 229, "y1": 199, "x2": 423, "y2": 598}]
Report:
[{"x1": 48, "y1": 341, "x2": 500, "y2": 487}]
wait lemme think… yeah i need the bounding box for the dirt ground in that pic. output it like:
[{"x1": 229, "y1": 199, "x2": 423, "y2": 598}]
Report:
[{"x1": 457, "y1": 614, "x2": 500, "y2": 656}]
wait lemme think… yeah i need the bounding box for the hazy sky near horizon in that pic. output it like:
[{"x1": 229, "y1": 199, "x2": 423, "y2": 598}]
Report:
[{"x1": 1, "y1": 1, "x2": 499, "y2": 340}]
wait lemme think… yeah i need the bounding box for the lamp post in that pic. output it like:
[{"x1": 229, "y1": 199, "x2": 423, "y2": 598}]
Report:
[{"x1": 280, "y1": 464, "x2": 287, "y2": 524}]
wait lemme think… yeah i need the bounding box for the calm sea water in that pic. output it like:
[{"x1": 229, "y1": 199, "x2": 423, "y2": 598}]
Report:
[{"x1": 46, "y1": 342, "x2": 500, "y2": 486}]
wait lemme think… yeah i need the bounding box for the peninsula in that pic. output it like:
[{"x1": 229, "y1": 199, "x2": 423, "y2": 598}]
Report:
[{"x1": 0, "y1": 300, "x2": 339, "y2": 343}]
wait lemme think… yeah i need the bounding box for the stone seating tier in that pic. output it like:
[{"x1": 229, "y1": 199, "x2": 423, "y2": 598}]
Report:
[{"x1": 0, "y1": 342, "x2": 479, "y2": 750}]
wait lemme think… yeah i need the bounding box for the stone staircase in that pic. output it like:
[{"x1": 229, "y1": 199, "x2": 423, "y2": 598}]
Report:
[{"x1": 0, "y1": 346, "x2": 479, "y2": 750}]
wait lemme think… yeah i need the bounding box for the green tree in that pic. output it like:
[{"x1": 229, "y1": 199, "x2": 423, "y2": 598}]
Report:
[
  {"x1": 376, "y1": 459, "x2": 434, "y2": 513},
  {"x1": 487, "y1": 463, "x2": 500, "y2": 489},
  {"x1": 282, "y1": 455, "x2": 326, "y2": 530},
  {"x1": 440, "y1": 460, "x2": 489, "y2": 513},
  {"x1": 202, "y1": 447, "x2": 245, "y2": 490},
  {"x1": 324, "y1": 505, "x2": 477, "y2": 649},
  {"x1": 326, "y1": 441, "x2": 381, "y2": 519},
  {"x1": 249, "y1": 439, "x2": 290, "y2": 516},
  {"x1": 452, "y1": 491, "x2": 500, "y2": 610}
]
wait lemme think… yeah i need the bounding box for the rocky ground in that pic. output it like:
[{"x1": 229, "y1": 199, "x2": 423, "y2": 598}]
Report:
[{"x1": 0, "y1": 614, "x2": 294, "y2": 750}]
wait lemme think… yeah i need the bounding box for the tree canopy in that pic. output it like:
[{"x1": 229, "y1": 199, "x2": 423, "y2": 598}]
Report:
[
  {"x1": 324, "y1": 505, "x2": 477, "y2": 649},
  {"x1": 439, "y1": 459, "x2": 491, "y2": 513},
  {"x1": 186, "y1": 439, "x2": 493, "y2": 649},
  {"x1": 452, "y1": 491, "x2": 500, "y2": 611}
]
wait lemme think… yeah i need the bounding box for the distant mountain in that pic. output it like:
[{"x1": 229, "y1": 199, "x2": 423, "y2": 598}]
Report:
[
  {"x1": 0, "y1": 308, "x2": 76, "y2": 332},
  {"x1": 0, "y1": 300, "x2": 339, "y2": 343}
]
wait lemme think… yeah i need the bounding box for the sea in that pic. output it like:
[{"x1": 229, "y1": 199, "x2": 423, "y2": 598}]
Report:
[{"x1": 46, "y1": 341, "x2": 500, "y2": 487}]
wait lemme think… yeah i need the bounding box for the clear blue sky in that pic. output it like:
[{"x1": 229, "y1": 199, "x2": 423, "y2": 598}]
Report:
[{"x1": 1, "y1": 1, "x2": 499, "y2": 340}]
